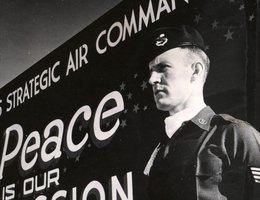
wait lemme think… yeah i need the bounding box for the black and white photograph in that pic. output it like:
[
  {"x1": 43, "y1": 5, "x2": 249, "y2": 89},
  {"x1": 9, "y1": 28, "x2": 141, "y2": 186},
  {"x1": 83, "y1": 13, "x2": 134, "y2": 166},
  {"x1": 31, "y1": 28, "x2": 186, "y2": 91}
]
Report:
[{"x1": 0, "y1": 0, "x2": 259, "y2": 199}]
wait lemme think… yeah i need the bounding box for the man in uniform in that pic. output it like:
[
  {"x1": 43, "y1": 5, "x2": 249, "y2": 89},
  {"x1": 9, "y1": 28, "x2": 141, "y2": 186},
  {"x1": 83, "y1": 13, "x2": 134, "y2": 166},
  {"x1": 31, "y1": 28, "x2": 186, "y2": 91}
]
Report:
[{"x1": 144, "y1": 25, "x2": 260, "y2": 200}]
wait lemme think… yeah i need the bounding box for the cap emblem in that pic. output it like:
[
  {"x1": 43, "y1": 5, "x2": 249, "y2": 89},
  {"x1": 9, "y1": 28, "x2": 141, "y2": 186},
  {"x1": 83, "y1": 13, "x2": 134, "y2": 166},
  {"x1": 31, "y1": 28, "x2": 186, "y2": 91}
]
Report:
[{"x1": 155, "y1": 33, "x2": 168, "y2": 46}]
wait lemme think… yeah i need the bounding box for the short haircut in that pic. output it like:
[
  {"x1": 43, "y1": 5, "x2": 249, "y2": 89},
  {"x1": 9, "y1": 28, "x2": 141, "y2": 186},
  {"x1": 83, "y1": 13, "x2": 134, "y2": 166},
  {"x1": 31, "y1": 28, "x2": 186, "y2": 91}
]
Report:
[{"x1": 181, "y1": 46, "x2": 210, "y2": 83}]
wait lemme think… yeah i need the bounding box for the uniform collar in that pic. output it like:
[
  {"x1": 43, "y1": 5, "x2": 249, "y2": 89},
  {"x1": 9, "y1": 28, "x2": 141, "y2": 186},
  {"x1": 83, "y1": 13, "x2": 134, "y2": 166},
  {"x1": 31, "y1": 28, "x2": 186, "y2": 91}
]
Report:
[
  {"x1": 164, "y1": 104, "x2": 207, "y2": 138},
  {"x1": 190, "y1": 106, "x2": 216, "y2": 131}
]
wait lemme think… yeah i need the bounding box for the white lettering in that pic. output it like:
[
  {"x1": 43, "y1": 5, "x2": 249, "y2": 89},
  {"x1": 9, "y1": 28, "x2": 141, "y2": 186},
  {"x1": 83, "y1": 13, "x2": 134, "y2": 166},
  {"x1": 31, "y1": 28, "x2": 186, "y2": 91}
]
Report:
[
  {"x1": 66, "y1": 106, "x2": 91, "y2": 155},
  {"x1": 21, "y1": 131, "x2": 40, "y2": 171},
  {"x1": 0, "y1": 124, "x2": 23, "y2": 180},
  {"x1": 51, "y1": 190, "x2": 67, "y2": 200},
  {"x1": 138, "y1": 0, "x2": 155, "y2": 31},
  {"x1": 41, "y1": 119, "x2": 63, "y2": 163},
  {"x1": 82, "y1": 181, "x2": 105, "y2": 200},
  {"x1": 23, "y1": 177, "x2": 34, "y2": 195},
  {"x1": 111, "y1": 172, "x2": 133, "y2": 200},
  {"x1": 107, "y1": 22, "x2": 123, "y2": 47},
  {"x1": 156, "y1": 0, "x2": 172, "y2": 20},
  {"x1": 96, "y1": 30, "x2": 107, "y2": 54},
  {"x1": 47, "y1": 168, "x2": 60, "y2": 188},
  {"x1": 94, "y1": 91, "x2": 124, "y2": 142},
  {"x1": 122, "y1": 10, "x2": 138, "y2": 41}
]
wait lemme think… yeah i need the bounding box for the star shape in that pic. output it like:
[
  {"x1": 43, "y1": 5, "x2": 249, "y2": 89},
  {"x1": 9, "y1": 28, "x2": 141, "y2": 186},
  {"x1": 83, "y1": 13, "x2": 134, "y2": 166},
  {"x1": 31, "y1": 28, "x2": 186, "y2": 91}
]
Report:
[
  {"x1": 133, "y1": 104, "x2": 140, "y2": 113},
  {"x1": 224, "y1": 29, "x2": 234, "y2": 41},
  {"x1": 211, "y1": 20, "x2": 219, "y2": 29},
  {"x1": 249, "y1": 14, "x2": 255, "y2": 22},
  {"x1": 120, "y1": 119, "x2": 127, "y2": 128},
  {"x1": 238, "y1": 4, "x2": 245, "y2": 11},
  {"x1": 194, "y1": 14, "x2": 202, "y2": 24},
  {"x1": 205, "y1": 45, "x2": 210, "y2": 51},
  {"x1": 75, "y1": 155, "x2": 80, "y2": 162},
  {"x1": 140, "y1": 81, "x2": 148, "y2": 90},
  {"x1": 120, "y1": 82, "x2": 126, "y2": 91},
  {"x1": 127, "y1": 92, "x2": 133, "y2": 99},
  {"x1": 134, "y1": 73, "x2": 138, "y2": 78}
]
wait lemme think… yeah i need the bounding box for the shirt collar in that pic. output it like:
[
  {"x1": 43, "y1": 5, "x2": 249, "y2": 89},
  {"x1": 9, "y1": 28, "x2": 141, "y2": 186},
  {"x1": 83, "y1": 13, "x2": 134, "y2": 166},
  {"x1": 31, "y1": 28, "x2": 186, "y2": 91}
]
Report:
[{"x1": 164, "y1": 104, "x2": 207, "y2": 138}]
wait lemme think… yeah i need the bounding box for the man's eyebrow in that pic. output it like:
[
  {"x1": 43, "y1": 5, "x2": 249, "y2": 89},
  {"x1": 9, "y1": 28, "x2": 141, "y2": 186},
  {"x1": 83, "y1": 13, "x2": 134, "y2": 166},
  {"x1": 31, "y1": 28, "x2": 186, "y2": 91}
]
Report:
[{"x1": 149, "y1": 63, "x2": 167, "y2": 71}]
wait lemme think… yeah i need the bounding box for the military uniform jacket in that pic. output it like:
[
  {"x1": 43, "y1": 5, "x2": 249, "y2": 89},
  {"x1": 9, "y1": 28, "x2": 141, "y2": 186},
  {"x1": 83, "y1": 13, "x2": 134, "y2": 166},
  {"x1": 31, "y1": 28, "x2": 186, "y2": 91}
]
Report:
[{"x1": 146, "y1": 106, "x2": 260, "y2": 200}]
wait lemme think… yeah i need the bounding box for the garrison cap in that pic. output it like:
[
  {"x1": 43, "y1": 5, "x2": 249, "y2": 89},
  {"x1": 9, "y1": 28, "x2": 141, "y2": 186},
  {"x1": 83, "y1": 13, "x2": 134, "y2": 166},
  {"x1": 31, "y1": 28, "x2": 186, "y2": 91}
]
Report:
[{"x1": 148, "y1": 25, "x2": 206, "y2": 61}]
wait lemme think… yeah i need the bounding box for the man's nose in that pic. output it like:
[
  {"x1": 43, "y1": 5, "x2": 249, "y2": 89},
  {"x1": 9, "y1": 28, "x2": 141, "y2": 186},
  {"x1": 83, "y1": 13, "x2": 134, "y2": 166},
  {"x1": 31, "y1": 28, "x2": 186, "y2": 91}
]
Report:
[{"x1": 149, "y1": 71, "x2": 161, "y2": 85}]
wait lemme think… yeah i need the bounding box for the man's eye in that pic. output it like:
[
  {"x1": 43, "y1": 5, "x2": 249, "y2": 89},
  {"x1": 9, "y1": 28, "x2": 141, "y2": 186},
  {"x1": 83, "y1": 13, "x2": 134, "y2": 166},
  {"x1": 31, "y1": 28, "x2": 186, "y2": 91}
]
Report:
[
  {"x1": 149, "y1": 64, "x2": 169, "y2": 74},
  {"x1": 158, "y1": 65, "x2": 169, "y2": 72}
]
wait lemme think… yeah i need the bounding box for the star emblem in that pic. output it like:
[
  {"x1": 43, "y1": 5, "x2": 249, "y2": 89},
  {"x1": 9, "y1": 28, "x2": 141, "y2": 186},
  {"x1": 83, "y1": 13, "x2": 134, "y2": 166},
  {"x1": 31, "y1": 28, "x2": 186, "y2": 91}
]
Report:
[
  {"x1": 211, "y1": 20, "x2": 219, "y2": 29},
  {"x1": 140, "y1": 81, "x2": 148, "y2": 90},
  {"x1": 120, "y1": 119, "x2": 127, "y2": 128},
  {"x1": 120, "y1": 82, "x2": 126, "y2": 91},
  {"x1": 194, "y1": 14, "x2": 202, "y2": 24},
  {"x1": 75, "y1": 155, "x2": 80, "y2": 162},
  {"x1": 249, "y1": 14, "x2": 255, "y2": 22},
  {"x1": 133, "y1": 104, "x2": 140, "y2": 113},
  {"x1": 224, "y1": 29, "x2": 234, "y2": 41},
  {"x1": 238, "y1": 4, "x2": 245, "y2": 11},
  {"x1": 127, "y1": 92, "x2": 133, "y2": 99}
]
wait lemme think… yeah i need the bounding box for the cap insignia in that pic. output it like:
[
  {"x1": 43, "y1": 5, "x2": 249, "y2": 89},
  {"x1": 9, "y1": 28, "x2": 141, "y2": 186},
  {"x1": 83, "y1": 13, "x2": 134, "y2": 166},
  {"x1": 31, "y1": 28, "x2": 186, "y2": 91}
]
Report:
[{"x1": 155, "y1": 33, "x2": 168, "y2": 46}]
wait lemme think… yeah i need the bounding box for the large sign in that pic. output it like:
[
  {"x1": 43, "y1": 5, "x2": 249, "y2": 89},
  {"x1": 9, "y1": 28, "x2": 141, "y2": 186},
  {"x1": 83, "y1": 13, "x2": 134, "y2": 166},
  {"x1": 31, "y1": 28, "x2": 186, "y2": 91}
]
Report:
[{"x1": 0, "y1": 0, "x2": 255, "y2": 199}]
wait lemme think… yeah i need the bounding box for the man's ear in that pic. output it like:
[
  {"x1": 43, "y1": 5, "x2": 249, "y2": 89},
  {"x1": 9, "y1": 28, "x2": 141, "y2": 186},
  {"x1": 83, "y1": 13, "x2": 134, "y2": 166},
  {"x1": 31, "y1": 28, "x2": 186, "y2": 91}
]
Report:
[{"x1": 191, "y1": 62, "x2": 203, "y2": 82}]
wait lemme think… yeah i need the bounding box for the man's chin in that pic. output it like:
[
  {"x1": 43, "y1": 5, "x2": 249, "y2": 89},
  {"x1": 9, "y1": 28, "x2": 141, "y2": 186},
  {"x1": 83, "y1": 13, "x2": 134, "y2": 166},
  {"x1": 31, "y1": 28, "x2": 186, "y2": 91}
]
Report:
[{"x1": 155, "y1": 103, "x2": 171, "y2": 112}]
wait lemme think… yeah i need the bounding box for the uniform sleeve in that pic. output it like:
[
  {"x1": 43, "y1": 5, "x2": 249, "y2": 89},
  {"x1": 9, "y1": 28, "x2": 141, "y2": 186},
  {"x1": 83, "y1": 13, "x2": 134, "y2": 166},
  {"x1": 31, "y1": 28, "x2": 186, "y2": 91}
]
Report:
[
  {"x1": 194, "y1": 118, "x2": 260, "y2": 200},
  {"x1": 222, "y1": 122, "x2": 260, "y2": 199},
  {"x1": 224, "y1": 122, "x2": 260, "y2": 167}
]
